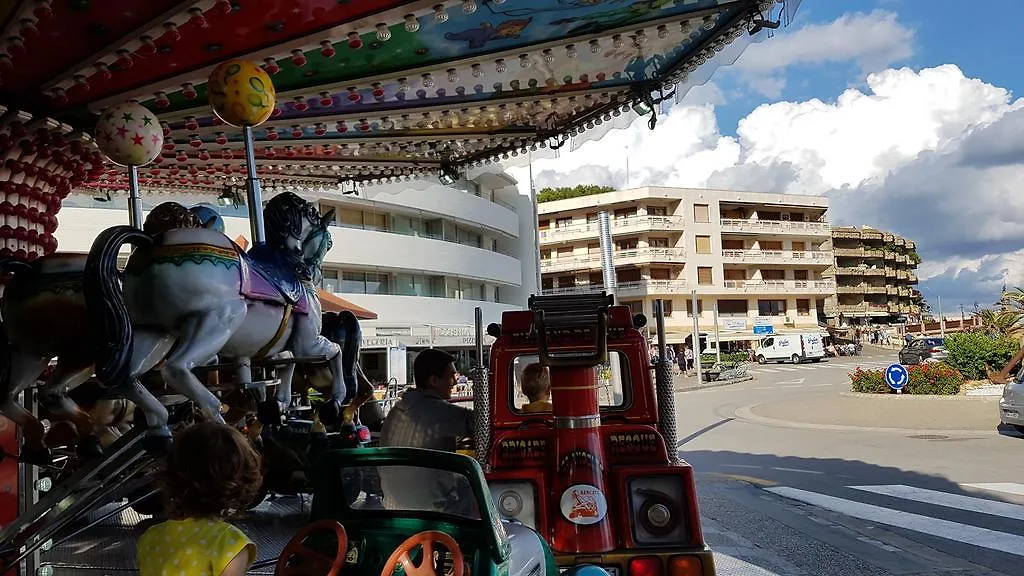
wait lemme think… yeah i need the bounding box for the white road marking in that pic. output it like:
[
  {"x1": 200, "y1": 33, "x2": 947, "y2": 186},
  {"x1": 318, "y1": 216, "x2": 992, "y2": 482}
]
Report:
[
  {"x1": 782, "y1": 385, "x2": 805, "y2": 388},
  {"x1": 777, "y1": 367, "x2": 798, "y2": 372},
  {"x1": 963, "y1": 483, "x2": 1024, "y2": 497},
  {"x1": 851, "y1": 485, "x2": 1024, "y2": 521},
  {"x1": 766, "y1": 487, "x2": 1024, "y2": 557},
  {"x1": 759, "y1": 368, "x2": 778, "y2": 373},
  {"x1": 808, "y1": 383, "x2": 832, "y2": 387},
  {"x1": 776, "y1": 378, "x2": 806, "y2": 385}
]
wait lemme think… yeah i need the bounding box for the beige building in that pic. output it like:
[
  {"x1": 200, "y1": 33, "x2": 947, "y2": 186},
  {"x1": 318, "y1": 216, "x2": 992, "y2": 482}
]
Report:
[
  {"x1": 825, "y1": 226, "x2": 920, "y2": 325},
  {"x1": 538, "y1": 187, "x2": 834, "y2": 348}
]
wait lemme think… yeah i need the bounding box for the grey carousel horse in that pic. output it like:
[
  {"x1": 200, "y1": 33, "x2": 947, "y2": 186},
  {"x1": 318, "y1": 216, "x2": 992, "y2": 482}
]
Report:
[
  {"x1": 83, "y1": 192, "x2": 355, "y2": 450},
  {"x1": 0, "y1": 204, "x2": 229, "y2": 463}
]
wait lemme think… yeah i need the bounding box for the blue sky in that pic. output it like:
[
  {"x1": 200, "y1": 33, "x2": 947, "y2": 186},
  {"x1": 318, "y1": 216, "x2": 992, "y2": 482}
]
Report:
[{"x1": 514, "y1": 0, "x2": 1024, "y2": 313}]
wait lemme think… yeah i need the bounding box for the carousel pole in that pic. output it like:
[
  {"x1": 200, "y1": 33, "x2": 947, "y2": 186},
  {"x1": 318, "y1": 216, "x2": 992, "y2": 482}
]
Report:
[
  {"x1": 207, "y1": 59, "x2": 276, "y2": 247},
  {"x1": 127, "y1": 164, "x2": 143, "y2": 229},
  {"x1": 242, "y1": 125, "x2": 265, "y2": 245}
]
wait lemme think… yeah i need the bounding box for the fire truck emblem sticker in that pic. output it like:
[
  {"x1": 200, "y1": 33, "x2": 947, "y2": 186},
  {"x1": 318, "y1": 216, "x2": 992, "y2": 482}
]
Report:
[{"x1": 560, "y1": 484, "x2": 608, "y2": 525}]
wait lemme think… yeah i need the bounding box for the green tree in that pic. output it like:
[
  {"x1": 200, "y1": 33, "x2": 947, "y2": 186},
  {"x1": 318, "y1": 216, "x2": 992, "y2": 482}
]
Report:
[
  {"x1": 537, "y1": 184, "x2": 616, "y2": 203},
  {"x1": 944, "y1": 331, "x2": 1020, "y2": 380}
]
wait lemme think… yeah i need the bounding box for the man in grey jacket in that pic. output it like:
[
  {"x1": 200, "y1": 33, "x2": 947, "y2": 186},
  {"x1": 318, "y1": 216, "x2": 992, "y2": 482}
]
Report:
[{"x1": 378, "y1": 348, "x2": 476, "y2": 515}]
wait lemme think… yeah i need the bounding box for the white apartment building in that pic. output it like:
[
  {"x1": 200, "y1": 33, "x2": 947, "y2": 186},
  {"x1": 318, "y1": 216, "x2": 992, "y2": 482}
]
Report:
[
  {"x1": 539, "y1": 187, "x2": 834, "y2": 350},
  {"x1": 55, "y1": 168, "x2": 538, "y2": 384}
]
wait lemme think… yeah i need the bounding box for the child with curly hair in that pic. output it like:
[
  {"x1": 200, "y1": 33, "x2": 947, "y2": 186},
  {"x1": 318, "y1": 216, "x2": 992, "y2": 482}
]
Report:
[{"x1": 137, "y1": 422, "x2": 263, "y2": 576}]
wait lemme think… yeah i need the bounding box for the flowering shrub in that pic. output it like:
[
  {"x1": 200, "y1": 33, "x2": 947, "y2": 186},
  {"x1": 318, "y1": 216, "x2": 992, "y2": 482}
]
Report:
[
  {"x1": 849, "y1": 363, "x2": 964, "y2": 395},
  {"x1": 944, "y1": 332, "x2": 1019, "y2": 380}
]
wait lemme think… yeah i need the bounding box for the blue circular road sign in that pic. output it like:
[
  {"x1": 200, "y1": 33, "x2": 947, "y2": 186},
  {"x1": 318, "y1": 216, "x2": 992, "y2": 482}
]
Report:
[{"x1": 885, "y1": 363, "x2": 909, "y2": 391}]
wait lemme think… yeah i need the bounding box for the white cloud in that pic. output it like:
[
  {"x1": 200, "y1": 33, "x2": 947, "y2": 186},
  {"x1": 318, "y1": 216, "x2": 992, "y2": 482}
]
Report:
[
  {"x1": 731, "y1": 10, "x2": 916, "y2": 96},
  {"x1": 507, "y1": 64, "x2": 1024, "y2": 308}
]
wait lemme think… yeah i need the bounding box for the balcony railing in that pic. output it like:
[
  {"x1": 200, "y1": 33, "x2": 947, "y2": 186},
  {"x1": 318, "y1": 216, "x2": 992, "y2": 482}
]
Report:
[
  {"x1": 542, "y1": 279, "x2": 690, "y2": 297},
  {"x1": 539, "y1": 215, "x2": 685, "y2": 242},
  {"x1": 721, "y1": 249, "x2": 831, "y2": 265},
  {"x1": 722, "y1": 279, "x2": 834, "y2": 293},
  {"x1": 539, "y1": 246, "x2": 686, "y2": 272},
  {"x1": 834, "y1": 247, "x2": 863, "y2": 257},
  {"x1": 720, "y1": 218, "x2": 831, "y2": 235}
]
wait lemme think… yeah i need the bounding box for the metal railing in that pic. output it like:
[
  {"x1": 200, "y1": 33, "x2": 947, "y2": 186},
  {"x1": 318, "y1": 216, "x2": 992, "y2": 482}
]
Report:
[
  {"x1": 720, "y1": 218, "x2": 831, "y2": 234},
  {"x1": 721, "y1": 249, "x2": 831, "y2": 264},
  {"x1": 539, "y1": 246, "x2": 687, "y2": 271},
  {"x1": 721, "y1": 279, "x2": 834, "y2": 293},
  {"x1": 542, "y1": 279, "x2": 690, "y2": 297},
  {"x1": 540, "y1": 214, "x2": 685, "y2": 241}
]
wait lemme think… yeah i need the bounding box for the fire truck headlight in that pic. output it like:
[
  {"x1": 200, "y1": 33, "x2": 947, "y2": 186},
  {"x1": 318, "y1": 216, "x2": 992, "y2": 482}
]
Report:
[
  {"x1": 489, "y1": 481, "x2": 536, "y2": 529},
  {"x1": 629, "y1": 477, "x2": 689, "y2": 545}
]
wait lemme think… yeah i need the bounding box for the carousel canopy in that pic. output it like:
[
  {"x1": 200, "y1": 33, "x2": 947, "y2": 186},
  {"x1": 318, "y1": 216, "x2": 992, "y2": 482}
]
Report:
[{"x1": 0, "y1": 0, "x2": 799, "y2": 195}]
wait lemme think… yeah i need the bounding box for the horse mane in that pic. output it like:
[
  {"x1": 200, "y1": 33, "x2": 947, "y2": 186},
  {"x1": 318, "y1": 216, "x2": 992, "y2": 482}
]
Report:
[
  {"x1": 264, "y1": 192, "x2": 312, "y2": 248},
  {"x1": 144, "y1": 202, "x2": 199, "y2": 236}
]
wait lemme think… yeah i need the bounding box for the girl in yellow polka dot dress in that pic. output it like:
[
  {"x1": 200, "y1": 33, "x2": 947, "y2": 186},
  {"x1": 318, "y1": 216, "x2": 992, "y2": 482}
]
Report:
[{"x1": 137, "y1": 422, "x2": 263, "y2": 576}]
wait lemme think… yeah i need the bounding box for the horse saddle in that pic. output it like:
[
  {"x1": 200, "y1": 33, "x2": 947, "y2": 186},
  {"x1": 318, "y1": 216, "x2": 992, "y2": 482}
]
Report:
[{"x1": 238, "y1": 244, "x2": 310, "y2": 314}]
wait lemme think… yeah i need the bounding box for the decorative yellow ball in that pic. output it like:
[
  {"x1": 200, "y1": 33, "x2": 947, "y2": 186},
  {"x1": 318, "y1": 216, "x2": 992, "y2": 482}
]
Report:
[
  {"x1": 94, "y1": 102, "x2": 164, "y2": 167},
  {"x1": 207, "y1": 59, "x2": 276, "y2": 127}
]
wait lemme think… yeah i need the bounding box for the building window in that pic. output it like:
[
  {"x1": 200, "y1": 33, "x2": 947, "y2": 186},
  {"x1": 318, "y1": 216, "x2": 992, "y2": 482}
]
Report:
[
  {"x1": 557, "y1": 247, "x2": 573, "y2": 258},
  {"x1": 722, "y1": 239, "x2": 744, "y2": 250},
  {"x1": 586, "y1": 213, "x2": 599, "y2": 223},
  {"x1": 758, "y1": 299, "x2": 787, "y2": 316},
  {"x1": 761, "y1": 269, "x2": 785, "y2": 281},
  {"x1": 557, "y1": 275, "x2": 575, "y2": 287},
  {"x1": 717, "y1": 299, "x2": 748, "y2": 316},
  {"x1": 650, "y1": 268, "x2": 671, "y2": 280},
  {"x1": 542, "y1": 277, "x2": 554, "y2": 290},
  {"x1": 588, "y1": 243, "x2": 601, "y2": 254},
  {"x1": 648, "y1": 206, "x2": 667, "y2": 216},
  {"x1": 685, "y1": 299, "x2": 703, "y2": 317},
  {"x1": 539, "y1": 219, "x2": 550, "y2": 230},
  {"x1": 648, "y1": 237, "x2": 669, "y2": 248},
  {"x1": 556, "y1": 217, "x2": 572, "y2": 228},
  {"x1": 588, "y1": 272, "x2": 603, "y2": 285},
  {"x1": 694, "y1": 204, "x2": 710, "y2": 223},
  {"x1": 541, "y1": 249, "x2": 551, "y2": 261},
  {"x1": 617, "y1": 268, "x2": 642, "y2": 283},
  {"x1": 614, "y1": 208, "x2": 637, "y2": 220},
  {"x1": 724, "y1": 268, "x2": 745, "y2": 281},
  {"x1": 796, "y1": 299, "x2": 811, "y2": 316},
  {"x1": 792, "y1": 241, "x2": 806, "y2": 252},
  {"x1": 322, "y1": 269, "x2": 339, "y2": 293},
  {"x1": 663, "y1": 299, "x2": 674, "y2": 316},
  {"x1": 616, "y1": 238, "x2": 638, "y2": 251},
  {"x1": 760, "y1": 240, "x2": 783, "y2": 251},
  {"x1": 793, "y1": 269, "x2": 809, "y2": 280},
  {"x1": 697, "y1": 266, "x2": 713, "y2": 285},
  {"x1": 622, "y1": 300, "x2": 643, "y2": 315},
  {"x1": 695, "y1": 235, "x2": 712, "y2": 254}
]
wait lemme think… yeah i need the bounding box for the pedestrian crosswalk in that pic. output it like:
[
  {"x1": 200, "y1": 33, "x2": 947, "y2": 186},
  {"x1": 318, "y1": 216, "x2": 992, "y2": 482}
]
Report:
[
  {"x1": 765, "y1": 482, "x2": 1024, "y2": 558},
  {"x1": 748, "y1": 359, "x2": 894, "y2": 375}
]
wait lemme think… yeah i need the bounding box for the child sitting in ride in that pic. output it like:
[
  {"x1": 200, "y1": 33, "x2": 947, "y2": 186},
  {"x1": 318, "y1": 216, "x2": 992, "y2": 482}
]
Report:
[
  {"x1": 136, "y1": 422, "x2": 263, "y2": 576},
  {"x1": 521, "y1": 363, "x2": 553, "y2": 413}
]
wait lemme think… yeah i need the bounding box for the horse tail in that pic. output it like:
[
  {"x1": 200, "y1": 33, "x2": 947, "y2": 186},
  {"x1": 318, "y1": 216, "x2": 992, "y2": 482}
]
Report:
[
  {"x1": 337, "y1": 311, "x2": 362, "y2": 403},
  {"x1": 83, "y1": 226, "x2": 153, "y2": 390},
  {"x1": 0, "y1": 258, "x2": 36, "y2": 395}
]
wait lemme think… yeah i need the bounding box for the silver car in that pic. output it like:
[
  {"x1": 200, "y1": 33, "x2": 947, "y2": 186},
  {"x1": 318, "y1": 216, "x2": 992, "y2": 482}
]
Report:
[{"x1": 1000, "y1": 372, "x2": 1024, "y2": 433}]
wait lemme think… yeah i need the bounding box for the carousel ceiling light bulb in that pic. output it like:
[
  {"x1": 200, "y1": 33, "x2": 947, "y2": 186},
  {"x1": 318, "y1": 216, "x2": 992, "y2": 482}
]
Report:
[
  {"x1": 471, "y1": 63, "x2": 483, "y2": 77},
  {"x1": 680, "y1": 21, "x2": 694, "y2": 35},
  {"x1": 375, "y1": 24, "x2": 391, "y2": 42},
  {"x1": 657, "y1": 24, "x2": 669, "y2": 39},
  {"x1": 321, "y1": 40, "x2": 337, "y2": 57},
  {"x1": 541, "y1": 48, "x2": 554, "y2": 63},
  {"x1": 462, "y1": 0, "x2": 477, "y2": 14},
  {"x1": 612, "y1": 34, "x2": 623, "y2": 49},
  {"x1": 447, "y1": 68, "x2": 458, "y2": 83},
  {"x1": 433, "y1": 4, "x2": 448, "y2": 22},
  {"x1": 519, "y1": 54, "x2": 531, "y2": 68},
  {"x1": 589, "y1": 39, "x2": 601, "y2": 54},
  {"x1": 634, "y1": 30, "x2": 647, "y2": 44},
  {"x1": 495, "y1": 58, "x2": 506, "y2": 73},
  {"x1": 421, "y1": 73, "x2": 434, "y2": 88},
  {"x1": 565, "y1": 44, "x2": 577, "y2": 59},
  {"x1": 702, "y1": 15, "x2": 717, "y2": 30},
  {"x1": 398, "y1": 77, "x2": 410, "y2": 93}
]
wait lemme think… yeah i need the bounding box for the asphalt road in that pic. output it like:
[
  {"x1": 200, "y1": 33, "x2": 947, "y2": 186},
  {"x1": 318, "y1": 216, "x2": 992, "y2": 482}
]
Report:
[{"x1": 679, "y1": 350, "x2": 1024, "y2": 576}]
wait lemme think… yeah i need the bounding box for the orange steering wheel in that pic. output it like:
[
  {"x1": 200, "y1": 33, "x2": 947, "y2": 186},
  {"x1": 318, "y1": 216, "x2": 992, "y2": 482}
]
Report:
[
  {"x1": 276, "y1": 520, "x2": 348, "y2": 576},
  {"x1": 380, "y1": 530, "x2": 465, "y2": 576}
]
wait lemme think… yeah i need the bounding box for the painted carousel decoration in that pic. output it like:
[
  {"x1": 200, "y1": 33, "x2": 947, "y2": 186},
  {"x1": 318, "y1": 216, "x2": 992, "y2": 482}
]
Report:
[{"x1": 93, "y1": 101, "x2": 164, "y2": 227}]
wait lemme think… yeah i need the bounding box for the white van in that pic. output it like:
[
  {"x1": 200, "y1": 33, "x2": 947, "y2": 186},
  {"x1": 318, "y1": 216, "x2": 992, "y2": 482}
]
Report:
[{"x1": 756, "y1": 333, "x2": 825, "y2": 364}]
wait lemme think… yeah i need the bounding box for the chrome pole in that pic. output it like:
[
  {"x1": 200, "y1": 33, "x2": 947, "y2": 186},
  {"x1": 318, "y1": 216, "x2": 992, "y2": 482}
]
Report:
[
  {"x1": 243, "y1": 125, "x2": 266, "y2": 244},
  {"x1": 598, "y1": 211, "x2": 616, "y2": 302},
  {"x1": 127, "y1": 165, "x2": 143, "y2": 229}
]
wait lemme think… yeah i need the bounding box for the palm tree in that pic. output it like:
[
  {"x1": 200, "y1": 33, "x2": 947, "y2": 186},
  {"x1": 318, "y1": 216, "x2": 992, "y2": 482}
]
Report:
[{"x1": 975, "y1": 308, "x2": 1023, "y2": 338}]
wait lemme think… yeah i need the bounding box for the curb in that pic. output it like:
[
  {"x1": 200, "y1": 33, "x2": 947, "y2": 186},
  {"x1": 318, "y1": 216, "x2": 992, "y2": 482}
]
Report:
[
  {"x1": 675, "y1": 374, "x2": 755, "y2": 394},
  {"x1": 734, "y1": 403, "x2": 1002, "y2": 436},
  {"x1": 840, "y1": 391, "x2": 1000, "y2": 402}
]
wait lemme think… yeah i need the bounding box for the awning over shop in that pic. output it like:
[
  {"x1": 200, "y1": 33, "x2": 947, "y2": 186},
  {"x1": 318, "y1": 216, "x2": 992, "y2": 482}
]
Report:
[{"x1": 234, "y1": 235, "x2": 377, "y2": 320}]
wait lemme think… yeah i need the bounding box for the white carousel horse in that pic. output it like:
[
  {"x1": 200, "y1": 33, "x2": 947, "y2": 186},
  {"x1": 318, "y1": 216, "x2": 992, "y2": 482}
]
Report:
[
  {"x1": 0, "y1": 203, "x2": 229, "y2": 464},
  {"x1": 83, "y1": 192, "x2": 354, "y2": 450}
]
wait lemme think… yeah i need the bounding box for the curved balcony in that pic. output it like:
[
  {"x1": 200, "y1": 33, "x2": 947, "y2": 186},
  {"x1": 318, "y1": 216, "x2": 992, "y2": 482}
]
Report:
[
  {"x1": 325, "y1": 226, "x2": 522, "y2": 287},
  {"x1": 539, "y1": 246, "x2": 686, "y2": 272}
]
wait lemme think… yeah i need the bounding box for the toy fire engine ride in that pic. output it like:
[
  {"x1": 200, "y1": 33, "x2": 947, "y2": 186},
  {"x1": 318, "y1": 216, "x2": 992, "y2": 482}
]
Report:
[{"x1": 472, "y1": 293, "x2": 712, "y2": 575}]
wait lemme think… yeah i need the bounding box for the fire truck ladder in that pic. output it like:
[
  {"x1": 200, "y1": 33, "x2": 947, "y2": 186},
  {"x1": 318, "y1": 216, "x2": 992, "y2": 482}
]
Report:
[{"x1": 528, "y1": 292, "x2": 611, "y2": 368}]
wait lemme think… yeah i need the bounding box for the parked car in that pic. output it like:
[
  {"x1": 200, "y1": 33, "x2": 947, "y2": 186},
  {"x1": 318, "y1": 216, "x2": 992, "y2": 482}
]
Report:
[
  {"x1": 899, "y1": 337, "x2": 947, "y2": 365},
  {"x1": 756, "y1": 333, "x2": 826, "y2": 364},
  {"x1": 999, "y1": 371, "x2": 1024, "y2": 433}
]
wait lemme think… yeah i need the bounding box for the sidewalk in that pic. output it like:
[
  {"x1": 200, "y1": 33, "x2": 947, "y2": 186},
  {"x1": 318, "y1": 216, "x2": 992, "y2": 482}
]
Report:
[{"x1": 741, "y1": 392, "x2": 1002, "y2": 433}]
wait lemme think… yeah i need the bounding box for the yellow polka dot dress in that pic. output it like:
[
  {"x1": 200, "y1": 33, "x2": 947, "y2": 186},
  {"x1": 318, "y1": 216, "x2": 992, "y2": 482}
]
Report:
[{"x1": 137, "y1": 518, "x2": 255, "y2": 576}]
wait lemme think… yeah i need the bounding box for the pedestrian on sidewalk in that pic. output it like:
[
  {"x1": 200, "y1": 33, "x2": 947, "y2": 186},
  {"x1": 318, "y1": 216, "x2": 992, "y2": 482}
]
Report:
[
  {"x1": 684, "y1": 345, "x2": 694, "y2": 376},
  {"x1": 677, "y1": 350, "x2": 686, "y2": 375}
]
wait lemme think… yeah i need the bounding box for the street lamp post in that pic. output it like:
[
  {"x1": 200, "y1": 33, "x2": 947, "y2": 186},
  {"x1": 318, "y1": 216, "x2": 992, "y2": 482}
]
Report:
[{"x1": 938, "y1": 295, "x2": 945, "y2": 338}]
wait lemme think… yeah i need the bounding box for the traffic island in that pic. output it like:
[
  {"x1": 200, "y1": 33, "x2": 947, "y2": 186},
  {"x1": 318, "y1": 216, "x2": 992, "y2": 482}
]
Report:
[{"x1": 737, "y1": 392, "x2": 1001, "y2": 434}]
